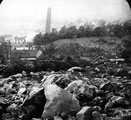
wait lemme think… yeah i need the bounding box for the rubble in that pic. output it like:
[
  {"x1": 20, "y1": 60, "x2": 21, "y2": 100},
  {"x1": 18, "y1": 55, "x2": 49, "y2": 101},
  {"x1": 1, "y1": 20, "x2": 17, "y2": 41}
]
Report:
[{"x1": 0, "y1": 58, "x2": 131, "y2": 120}]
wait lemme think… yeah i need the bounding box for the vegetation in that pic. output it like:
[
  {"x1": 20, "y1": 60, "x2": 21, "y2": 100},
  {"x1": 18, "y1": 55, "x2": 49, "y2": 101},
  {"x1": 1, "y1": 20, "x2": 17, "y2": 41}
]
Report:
[
  {"x1": 33, "y1": 20, "x2": 131, "y2": 46},
  {"x1": 120, "y1": 35, "x2": 131, "y2": 61}
]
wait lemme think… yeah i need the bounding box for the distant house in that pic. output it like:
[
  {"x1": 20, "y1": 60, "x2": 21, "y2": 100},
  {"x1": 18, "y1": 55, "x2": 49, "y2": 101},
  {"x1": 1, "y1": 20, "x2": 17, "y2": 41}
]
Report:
[
  {"x1": 19, "y1": 50, "x2": 43, "y2": 61},
  {"x1": 15, "y1": 36, "x2": 26, "y2": 47}
]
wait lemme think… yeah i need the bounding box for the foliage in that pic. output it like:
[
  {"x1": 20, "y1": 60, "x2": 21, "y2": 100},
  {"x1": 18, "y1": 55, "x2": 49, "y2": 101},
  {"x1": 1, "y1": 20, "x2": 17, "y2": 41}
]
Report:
[
  {"x1": 120, "y1": 35, "x2": 131, "y2": 61},
  {"x1": 33, "y1": 20, "x2": 131, "y2": 47},
  {"x1": 0, "y1": 42, "x2": 11, "y2": 64}
]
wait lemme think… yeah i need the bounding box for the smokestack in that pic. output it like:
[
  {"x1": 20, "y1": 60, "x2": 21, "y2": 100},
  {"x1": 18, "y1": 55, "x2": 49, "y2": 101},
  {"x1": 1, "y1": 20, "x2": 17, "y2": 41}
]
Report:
[{"x1": 45, "y1": 7, "x2": 51, "y2": 33}]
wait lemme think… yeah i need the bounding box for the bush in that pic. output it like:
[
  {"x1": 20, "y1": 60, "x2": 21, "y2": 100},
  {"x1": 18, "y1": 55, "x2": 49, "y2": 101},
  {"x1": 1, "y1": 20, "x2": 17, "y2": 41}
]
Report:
[{"x1": 120, "y1": 36, "x2": 131, "y2": 61}]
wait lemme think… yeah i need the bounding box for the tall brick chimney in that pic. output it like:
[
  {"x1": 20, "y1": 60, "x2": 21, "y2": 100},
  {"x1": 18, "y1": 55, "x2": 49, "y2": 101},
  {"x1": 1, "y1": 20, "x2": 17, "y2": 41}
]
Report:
[{"x1": 45, "y1": 7, "x2": 51, "y2": 33}]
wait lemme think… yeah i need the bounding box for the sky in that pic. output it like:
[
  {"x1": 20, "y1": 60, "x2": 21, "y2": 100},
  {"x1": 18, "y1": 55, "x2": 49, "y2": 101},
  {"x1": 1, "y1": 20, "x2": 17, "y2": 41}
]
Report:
[{"x1": 0, "y1": 0, "x2": 131, "y2": 35}]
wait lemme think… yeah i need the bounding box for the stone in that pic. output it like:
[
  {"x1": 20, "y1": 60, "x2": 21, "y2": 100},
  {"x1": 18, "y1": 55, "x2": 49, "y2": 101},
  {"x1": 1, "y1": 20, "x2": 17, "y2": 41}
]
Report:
[
  {"x1": 76, "y1": 106, "x2": 101, "y2": 120},
  {"x1": 100, "y1": 82, "x2": 122, "y2": 92},
  {"x1": 67, "y1": 67, "x2": 85, "y2": 72},
  {"x1": 41, "y1": 84, "x2": 80, "y2": 119},
  {"x1": 120, "y1": 82, "x2": 131, "y2": 99},
  {"x1": 6, "y1": 103, "x2": 17, "y2": 113},
  {"x1": 92, "y1": 111, "x2": 103, "y2": 120},
  {"x1": 65, "y1": 80, "x2": 97, "y2": 105},
  {"x1": 21, "y1": 87, "x2": 46, "y2": 120},
  {"x1": 112, "y1": 108, "x2": 131, "y2": 120},
  {"x1": 104, "y1": 96, "x2": 129, "y2": 112},
  {"x1": 54, "y1": 116, "x2": 63, "y2": 120},
  {"x1": 90, "y1": 96, "x2": 107, "y2": 108},
  {"x1": 67, "y1": 115, "x2": 76, "y2": 120},
  {"x1": 42, "y1": 73, "x2": 74, "y2": 88},
  {"x1": 107, "y1": 117, "x2": 122, "y2": 120},
  {"x1": 31, "y1": 118, "x2": 41, "y2": 120}
]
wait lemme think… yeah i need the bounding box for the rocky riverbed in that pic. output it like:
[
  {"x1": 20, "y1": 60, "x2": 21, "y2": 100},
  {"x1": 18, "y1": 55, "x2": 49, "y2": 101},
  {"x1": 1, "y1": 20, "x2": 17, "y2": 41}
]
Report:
[{"x1": 0, "y1": 60, "x2": 131, "y2": 120}]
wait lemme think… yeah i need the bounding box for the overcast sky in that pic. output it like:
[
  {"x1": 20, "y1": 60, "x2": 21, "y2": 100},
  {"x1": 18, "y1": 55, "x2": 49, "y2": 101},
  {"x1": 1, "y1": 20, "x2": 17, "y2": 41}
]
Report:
[{"x1": 0, "y1": 0, "x2": 131, "y2": 34}]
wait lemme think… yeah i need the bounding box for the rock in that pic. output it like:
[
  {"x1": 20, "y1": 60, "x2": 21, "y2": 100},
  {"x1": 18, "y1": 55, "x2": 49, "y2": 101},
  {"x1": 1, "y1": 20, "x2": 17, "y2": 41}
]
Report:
[
  {"x1": 90, "y1": 97, "x2": 107, "y2": 109},
  {"x1": 91, "y1": 78, "x2": 108, "y2": 88},
  {"x1": 54, "y1": 116, "x2": 63, "y2": 120},
  {"x1": 101, "y1": 114, "x2": 108, "y2": 120},
  {"x1": 11, "y1": 73, "x2": 23, "y2": 79},
  {"x1": 31, "y1": 118, "x2": 41, "y2": 120},
  {"x1": 42, "y1": 73, "x2": 77, "y2": 89},
  {"x1": 67, "y1": 67, "x2": 85, "y2": 72},
  {"x1": 21, "y1": 87, "x2": 46, "y2": 120},
  {"x1": 76, "y1": 106, "x2": 101, "y2": 120},
  {"x1": 65, "y1": 80, "x2": 97, "y2": 105},
  {"x1": 17, "y1": 87, "x2": 26, "y2": 97},
  {"x1": 0, "y1": 97, "x2": 10, "y2": 110},
  {"x1": 104, "y1": 96, "x2": 130, "y2": 112},
  {"x1": 6, "y1": 103, "x2": 17, "y2": 113},
  {"x1": 41, "y1": 74, "x2": 62, "y2": 86},
  {"x1": 100, "y1": 82, "x2": 123, "y2": 92},
  {"x1": 107, "y1": 117, "x2": 122, "y2": 120},
  {"x1": 67, "y1": 115, "x2": 76, "y2": 120},
  {"x1": 41, "y1": 84, "x2": 80, "y2": 119},
  {"x1": 120, "y1": 82, "x2": 131, "y2": 99},
  {"x1": 92, "y1": 111, "x2": 103, "y2": 120},
  {"x1": 112, "y1": 108, "x2": 131, "y2": 120}
]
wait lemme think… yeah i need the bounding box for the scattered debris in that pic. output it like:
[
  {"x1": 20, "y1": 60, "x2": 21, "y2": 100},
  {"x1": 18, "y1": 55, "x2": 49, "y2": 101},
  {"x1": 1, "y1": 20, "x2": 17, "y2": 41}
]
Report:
[{"x1": 0, "y1": 58, "x2": 131, "y2": 120}]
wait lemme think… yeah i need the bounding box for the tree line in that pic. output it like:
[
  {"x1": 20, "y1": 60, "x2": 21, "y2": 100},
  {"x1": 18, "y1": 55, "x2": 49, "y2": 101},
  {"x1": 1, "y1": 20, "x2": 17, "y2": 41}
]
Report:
[{"x1": 33, "y1": 20, "x2": 131, "y2": 46}]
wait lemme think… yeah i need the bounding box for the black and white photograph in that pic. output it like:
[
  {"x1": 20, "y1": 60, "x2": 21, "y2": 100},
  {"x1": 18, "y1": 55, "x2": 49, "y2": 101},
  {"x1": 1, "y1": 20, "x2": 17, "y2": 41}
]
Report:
[{"x1": 0, "y1": 0, "x2": 131, "y2": 120}]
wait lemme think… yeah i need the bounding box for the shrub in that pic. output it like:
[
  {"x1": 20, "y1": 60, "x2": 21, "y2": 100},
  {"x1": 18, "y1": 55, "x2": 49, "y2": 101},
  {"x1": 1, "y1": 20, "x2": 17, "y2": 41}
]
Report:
[{"x1": 120, "y1": 36, "x2": 131, "y2": 61}]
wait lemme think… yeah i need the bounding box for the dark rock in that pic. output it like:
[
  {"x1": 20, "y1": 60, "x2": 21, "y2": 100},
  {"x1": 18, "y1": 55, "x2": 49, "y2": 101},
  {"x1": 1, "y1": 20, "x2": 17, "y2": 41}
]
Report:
[
  {"x1": 90, "y1": 97, "x2": 107, "y2": 109},
  {"x1": 120, "y1": 82, "x2": 131, "y2": 99},
  {"x1": 100, "y1": 82, "x2": 123, "y2": 92},
  {"x1": 21, "y1": 87, "x2": 46, "y2": 120},
  {"x1": 41, "y1": 84, "x2": 80, "y2": 120}
]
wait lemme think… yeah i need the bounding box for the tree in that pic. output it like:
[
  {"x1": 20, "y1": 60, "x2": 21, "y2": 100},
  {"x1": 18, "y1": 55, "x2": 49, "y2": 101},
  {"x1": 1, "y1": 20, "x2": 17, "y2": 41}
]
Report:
[
  {"x1": 121, "y1": 35, "x2": 131, "y2": 60},
  {"x1": 33, "y1": 32, "x2": 43, "y2": 48},
  {"x1": 123, "y1": 20, "x2": 131, "y2": 36},
  {"x1": 92, "y1": 27, "x2": 106, "y2": 36},
  {"x1": 0, "y1": 42, "x2": 11, "y2": 64},
  {"x1": 76, "y1": 26, "x2": 86, "y2": 38},
  {"x1": 59, "y1": 25, "x2": 67, "y2": 39},
  {"x1": 112, "y1": 24, "x2": 124, "y2": 37},
  {"x1": 66, "y1": 26, "x2": 77, "y2": 38}
]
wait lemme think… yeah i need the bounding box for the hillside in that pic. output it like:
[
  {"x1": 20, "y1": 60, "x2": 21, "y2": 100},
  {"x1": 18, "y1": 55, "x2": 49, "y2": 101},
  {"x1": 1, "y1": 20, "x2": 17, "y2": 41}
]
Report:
[{"x1": 52, "y1": 37, "x2": 123, "y2": 60}]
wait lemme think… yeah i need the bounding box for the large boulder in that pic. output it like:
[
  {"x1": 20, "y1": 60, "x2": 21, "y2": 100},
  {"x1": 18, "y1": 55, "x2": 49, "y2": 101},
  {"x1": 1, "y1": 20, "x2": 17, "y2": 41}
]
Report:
[{"x1": 41, "y1": 84, "x2": 80, "y2": 119}]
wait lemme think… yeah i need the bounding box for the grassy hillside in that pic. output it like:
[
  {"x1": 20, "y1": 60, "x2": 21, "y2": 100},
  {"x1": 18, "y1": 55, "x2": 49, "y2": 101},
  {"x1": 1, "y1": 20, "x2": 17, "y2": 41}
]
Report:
[{"x1": 53, "y1": 37, "x2": 122, "y2": 59}]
